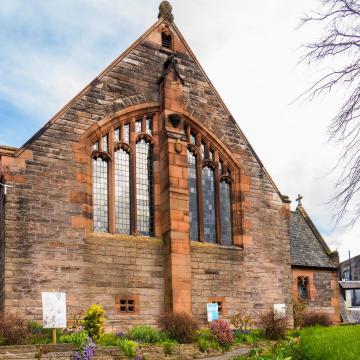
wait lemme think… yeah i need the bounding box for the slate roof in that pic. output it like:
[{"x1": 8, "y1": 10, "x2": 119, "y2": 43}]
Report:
[
  {"x1": 289, "y1": 207, "x2": 337, "y2": 269},
  {"x1": 339, "y1": 281, "x2": 360, "y2": 290}
]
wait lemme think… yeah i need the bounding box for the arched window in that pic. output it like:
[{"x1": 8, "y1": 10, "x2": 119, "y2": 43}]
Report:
[
  {"x1": 114, "y1": 147, "x2": 130, "y2": 234},
  {"x1": 187, "y1": 149, "x2": 199, "y2": 241},
  {"x1": 91, "y1": 114, "x2": 155, "y2": 236},
  {"x1": 92, "y1": 152, "x2": 109, "y2": 233},
  {"x1": 136, "y1": 139, "x2": 154, "y2": 236},
  {"x1": 185, "y1": 125, "x2": 234, "y2": 245}
]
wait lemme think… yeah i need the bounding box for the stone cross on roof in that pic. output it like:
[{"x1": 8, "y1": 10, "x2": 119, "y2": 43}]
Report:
[
  {"x1": 296, "y1": 194, "x2": 303, "y2": 207},
  {"x1": 158, "y1": 1, "x2": 174, "y2": 20}
]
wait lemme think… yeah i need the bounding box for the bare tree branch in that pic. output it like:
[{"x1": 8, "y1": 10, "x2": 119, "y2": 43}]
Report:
[{"x1": 300, "y1": 0, "x2": 360, "y2": 225}]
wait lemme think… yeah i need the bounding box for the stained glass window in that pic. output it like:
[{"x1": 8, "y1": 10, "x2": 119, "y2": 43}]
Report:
[
  {"x1": 188, "y1": 150, "x2": 199, "y2": 241},
  {"x1": 202, "y1": 166, "x2": 216, "y2": 243},
  {"x1": 124, "y1": 124, "x2": 130, "y2": 143},
  {"x1": 93, "y1": 157, "x2": 109, "y2": 232},
  {"x1": 136, "y1": 139, "x2": 153, "y2": 236},
  {"x1": 220, "y1": 181, "x2": 232, "y2": 245},
  {"x1": 115, "y1": 149, "x2": 130, "y2": 234}
]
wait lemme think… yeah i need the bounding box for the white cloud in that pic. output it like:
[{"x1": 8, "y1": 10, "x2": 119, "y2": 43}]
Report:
[{"x1": 0, "y1": 0, "x2": 358, "y2": 261}]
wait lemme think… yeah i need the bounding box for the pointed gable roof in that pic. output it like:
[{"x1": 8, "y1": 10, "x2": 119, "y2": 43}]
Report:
[
  {"x1": 4, "y1": 3, "x2": 285, "y2": 200},
  {"x1": 289, "y1": 206, "x2": 337, "y2": 269}
]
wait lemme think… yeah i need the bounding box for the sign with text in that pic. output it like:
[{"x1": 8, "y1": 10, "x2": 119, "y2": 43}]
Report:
[
  {"x1": 274, "y1": 303, "x2": 286, "y2": 319},
  {"x1": 42, "y1": 292, "x2": 67, "y2": 328},
  {"x1": 207, "y1": 303, "x2": 219, "y2": 322}
]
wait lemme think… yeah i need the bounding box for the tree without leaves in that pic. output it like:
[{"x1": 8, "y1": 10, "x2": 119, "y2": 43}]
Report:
[{"x1": 300, "y1": 0, "x2": 360, "y2": 225}]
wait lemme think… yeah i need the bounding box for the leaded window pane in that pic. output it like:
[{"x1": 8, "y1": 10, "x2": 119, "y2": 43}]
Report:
[
  {"x1": 298, "y1": 277, "x2": 309, "y2": 300},
  {"x1": 93, "y1": 141, "x2": 99, "y2": 151},
  {"x1": 188, "y1": 150, "x2": 199, "y2": 241},
  {"x1": 135, "y1": 120, "x2": 142, "y2": 133},
  {"x1": 202, "y1": 166, "x2": 216, "y2": 243},
  {"x1": 209, "y1": 149, "x2": 214, "y2": 161},
  {"x1": 102, "y1": 135, "x2": 108, "y2": 153},
  {"x1": 93, "y1": 157, "x2": 108, "y2": 232},
  {"x1": 124, "y1": 124, "x2": 130, "y2": 143},
  {"x1": 136, "y1": 140, "x2": 154, "y2": 236},
  {"x1": 220, "y1": 181, "x2": 232, "y2": 245},
  {"x1": 114, "y1": 128, "x2": 120, "y2": 142},
  {"x1": 146, "y1": 118, "x2": 152, "y2": 135},
  {"x1": 115, "y1": 149, "x2": 130, "y2": 234}
]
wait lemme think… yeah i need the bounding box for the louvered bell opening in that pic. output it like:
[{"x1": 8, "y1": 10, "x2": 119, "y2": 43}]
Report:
[{"x1": 162, "y1": 33, "x2": 172, "y2": 49}]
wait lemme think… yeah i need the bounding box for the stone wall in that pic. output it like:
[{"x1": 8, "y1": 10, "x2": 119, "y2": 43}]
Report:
[
  {"x1": 292, "y1": 268, "x2": 340, "y2": 323},
  {"x1": 0, "y1": 181, "x2": 5, "y2": 313},
  {"x1": 1, "y1": 18, "x2": 293, "y2": 328}
]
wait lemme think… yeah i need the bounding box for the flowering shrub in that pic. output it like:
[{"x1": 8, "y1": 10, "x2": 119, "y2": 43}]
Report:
[
  {"x1": 210, "y1": 320, "x2": 234, "y2": 349},
  {"x1": 231, "y1": 311, "x2": 252, "y2": 331},
  {"x1": 83, "y1": 304, "x2": 105, "y2": 341},
  {"x1": 74, "y1": 336, "x2": 96, "y2": 360}
]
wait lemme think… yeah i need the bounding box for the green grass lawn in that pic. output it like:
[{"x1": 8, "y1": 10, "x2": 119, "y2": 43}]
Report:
[{"x1": 300, "y1": 325, "x2": 360, "y2": 360}]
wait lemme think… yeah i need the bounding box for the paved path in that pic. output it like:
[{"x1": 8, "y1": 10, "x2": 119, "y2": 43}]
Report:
[{"x1": 202, "y1": 347, "x2": 252, "y2": 360}]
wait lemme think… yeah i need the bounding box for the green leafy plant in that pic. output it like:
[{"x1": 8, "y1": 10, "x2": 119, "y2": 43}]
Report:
[
  {"x1": 97, "y1": 333, "x2": 123, "y2": 346},
  {"x1": 158, "y1": 312, "x2": 199, "y2": 343},
  {"x1": 195, "y1": 329, "x2": 221, "y2": 353},
  {"x1": 118, "y1": 339, "x2": 138, "y2": 358},
  {"x1": 83, "y1": 304, "x2": 105, "y2": 341},
  {"x1": 161, "y1": 339, "x2": 177, "y2": 356},
  {"x1": 127, "y1": 325, "x2": 161, "y2": 343},
  {"x1": 28, "y1": 320, "x2": 62, "y2": 345},
  {"x1": 59, "y1": 330, "x2": 89, "y2": 349}
]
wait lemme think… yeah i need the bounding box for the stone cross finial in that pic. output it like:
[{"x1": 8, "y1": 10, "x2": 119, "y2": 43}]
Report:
[
  {"x1": 296, "y1": 194, "x2": 303, "y2": 207},
  {"x1": 158, "y1": 1, "x2": 174, "y2": 20}
]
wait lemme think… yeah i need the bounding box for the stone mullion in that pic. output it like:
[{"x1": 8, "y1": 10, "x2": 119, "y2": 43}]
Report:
[
  {"x1": 152, "y1": 113, "x2": 161, "y2": 238},
  {"x1": 214, "y1": 151, "x2": 222, "y2": 244},
  {"x1": 108, "y1": 127, "x2": 115, "y2": 234},
  {"x1": 130, "y1": 117, "x2": 137, "y2": 235},
  {"x1": 196, "y1": 134, "x2": 204, "y2": 242}
]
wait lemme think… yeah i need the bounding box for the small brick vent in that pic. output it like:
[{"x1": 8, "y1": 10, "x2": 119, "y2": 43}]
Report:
[{"x1": 115, "y1": 295, "x2": 139, "y2": 315}]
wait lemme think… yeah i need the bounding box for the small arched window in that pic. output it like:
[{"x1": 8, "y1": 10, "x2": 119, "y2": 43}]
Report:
[
  {"x1": 91, "y1": 115, "x2": 155, "y2": 236},
  {"x1": 185, "y1": 125, "x2": 234, "y2": 245}
]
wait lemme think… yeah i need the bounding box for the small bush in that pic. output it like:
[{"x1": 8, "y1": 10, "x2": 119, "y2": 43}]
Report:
[
  {"x1": 118, "y1": 339, "x2": 138, "y2": 358},
  {"x1": 195, "y1": 329, "x2": 221, "y2": 353},
  {"x1": 127, "y1": 325, "x2": 161, "y2": 343},
  {"x1": 0, "y1": 314, "x2": 31, "y2": 345},
  {"x1": 293, "y1": 299, "x2": 307, "y2": 328},
  {"x1": 28, "y1": 320, "x2": 61, "y2": 345},
  {"x1": 231, "y1": 311, "x2": 252, "y2": 331},
  {"x1": 59, "y1": 330, "x2": 89, "y2": 349},
  {"x1": 161, "y1": 339, "x2": 177, "y2": 356},
  {"x1": 83, "y1": 304, "x2": 105, "y2": 341},
  {"x1": 233, "y1": 329, "x2": 262, "y2": 345},
  {"x1": 159, "y1": 312, "x2": 199, "y2": 343},
  {"x1": 97, "y1": 333, "x2": 123, "y2": 346},
  {"x1": 260, "y1": 310, "x2": 288, "y2": 340},
  {"x1": 302, "y1": 311, "x2": 331, "y2": 327},
  {"x1": 210, "y1": 319, "x2": 234, "y2": 350}
]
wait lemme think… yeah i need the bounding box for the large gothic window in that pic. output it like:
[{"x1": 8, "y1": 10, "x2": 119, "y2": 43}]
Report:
[
  {"x1": 186, "y1": 125, "x2": 234, "y2": 245},
  {"x1": 91, "y1": 115, "x2": 154, "y2": 236}
]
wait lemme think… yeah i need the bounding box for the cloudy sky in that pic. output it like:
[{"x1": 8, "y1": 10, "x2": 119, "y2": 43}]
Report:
[{"x1": 0, "y1": 0, "x2": 357, "y2": 261}]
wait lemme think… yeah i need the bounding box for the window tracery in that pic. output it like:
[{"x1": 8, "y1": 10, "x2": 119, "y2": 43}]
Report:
[{"x1": 185, "y1": 124, "x2": 234, "y2": 245}]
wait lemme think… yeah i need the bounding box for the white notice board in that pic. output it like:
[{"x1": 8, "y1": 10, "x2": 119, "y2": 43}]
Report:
[{"x1": 42, "y1": 292, "x2": 67, "y2": 328}]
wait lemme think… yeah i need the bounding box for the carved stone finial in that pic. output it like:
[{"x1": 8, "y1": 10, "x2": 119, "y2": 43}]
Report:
[{"x1": 158, "y1": 1, "x2": 174, "y2": 20}]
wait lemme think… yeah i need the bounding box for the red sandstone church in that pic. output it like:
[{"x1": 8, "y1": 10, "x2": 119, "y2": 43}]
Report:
[{"x1": 0, "y1": 2, "x2": 340, "y2": 329}]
